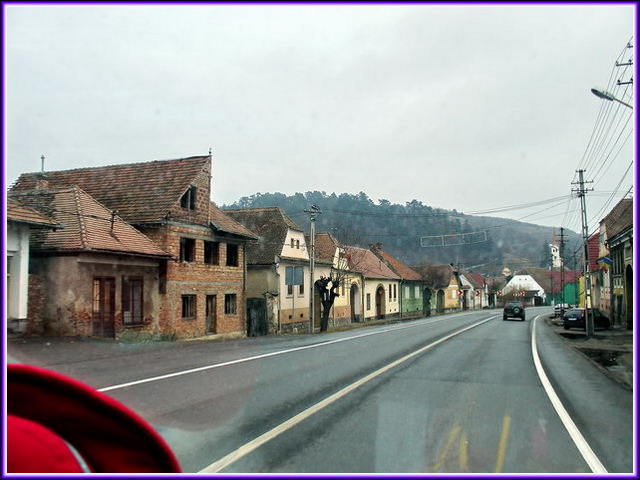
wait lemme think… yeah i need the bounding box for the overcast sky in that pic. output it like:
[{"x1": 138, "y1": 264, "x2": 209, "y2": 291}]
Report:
[{"x1": 4, "y1": 4, "x2": 636, "y2": 233}]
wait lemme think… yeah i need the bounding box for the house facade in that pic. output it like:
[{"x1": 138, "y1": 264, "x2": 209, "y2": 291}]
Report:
[
  {"x1": 11, "y1": 155, "x2": 256, "y2": 339},
  {"x1": 462, "y1": 273, "x2": 488, "y2": 310},
  {"x1": 501, "y1": 271, "x2": 545, "y2": 306},
  {"x1": 369, "y1": 244, "x2": 427, "y2": 318},
  {"x1": 344, "y1": 246, "x2": 401, "y2": 320},
  {"x1": 603, "y1": 198, "x2": 633, "y2": 329},
  {"x1": 311, "y1": 233, "x2": 364, "y2": 328},
  {"x1": 6, "y1": 197, "x2": 60, "y2": 334},
  {"x1": 413, "y1": 264, "x2": 461, "y2": 314},
  {"x1": 8, "y1": 187, "x2": 171, "y2": 338},
  {"x1": 226, "y1": 207, "x2": 330, "y2": 334}
]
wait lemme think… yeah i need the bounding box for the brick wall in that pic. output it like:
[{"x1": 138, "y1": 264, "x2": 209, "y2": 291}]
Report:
[
  {"x1": 170, "y1": 163, "x2": 212, "y2": 226},
  {"x1": 26, "y1": 274, "x2": 44, "y2": 335},
  {"x1": 149, "y1": 224, "x2": 247, "y2": 339}
]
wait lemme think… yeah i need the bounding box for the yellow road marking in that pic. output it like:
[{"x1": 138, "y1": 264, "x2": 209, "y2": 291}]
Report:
[
  {"x1": 431, "y1": 425, "x2": 460, "y2": 471},
  {"x1": 494, "y1": 415, "x2": 511, "y2": 473},
  {"x1": 459, "y1": 430, "x2": 468, "y2": 471}
]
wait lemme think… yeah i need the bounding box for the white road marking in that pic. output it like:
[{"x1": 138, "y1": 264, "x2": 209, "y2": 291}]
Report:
[
  {"x1": 531, "y1": 315, "x2": 608, "y2": 474},
  {"x1": 98, "y1": 311, "x2": 489, "y2": 392},
  {"x1": 199, "y1": 316, "x2": 497, "y2": 473}
]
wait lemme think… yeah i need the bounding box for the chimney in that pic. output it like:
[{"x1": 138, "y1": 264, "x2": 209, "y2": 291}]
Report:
[{"x1": 35, "y1": 155, "x2": 49, "y2": 190}]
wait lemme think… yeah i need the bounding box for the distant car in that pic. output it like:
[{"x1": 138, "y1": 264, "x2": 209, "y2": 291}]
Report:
[
  {"x1": 503, "y1": 301, "x2": 526, "y2": 321},
  {"x1": 553, "y1": 303, "x2": 573, "y2": 318},
  {"x1": 562, "y1": 308, "x2": 611, "y2": 331}
]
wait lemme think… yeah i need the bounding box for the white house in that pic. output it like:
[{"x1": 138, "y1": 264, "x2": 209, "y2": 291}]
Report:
[
  {"x1": 502, "y1": 273, "x2": 546, "y2": 306},
  {"x1": 7, "y1": 197, "x2": 60, "y2": 333}
]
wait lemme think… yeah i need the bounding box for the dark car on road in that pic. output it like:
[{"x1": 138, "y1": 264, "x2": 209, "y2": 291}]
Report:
[
  {"x1": 562, "y1": 308, "x2": 611, "y2": 331},
  {"x1": 503, "y1": 301, "x2": 526, "y2": 321}
]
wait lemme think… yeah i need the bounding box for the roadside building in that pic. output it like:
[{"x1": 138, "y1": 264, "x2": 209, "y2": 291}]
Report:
[
  {"x1": 6, "y1": 197, "x2": 61, "y2": 334},
  {"x1": 343, "y1": 246, "x2": 401, "y2": 320},
  {"x1": 501, "y1": 270, "x2": 545, "y2": 306},
  {"x1": 461, "y1": 272, "x2": 489, "y2": 309},
  {"x1": 11, "y1": 155, "x2": 256, "y2": 339},
  {"x1": 225, "y1": 207, "x2": 327, "y2": 334},
  {"x1": 412, "y1": 264, "x2": 461, "y2": 314},
  {"x1": 8, "y1": 187, "x2": 171, "y2": 338},
  {"x1": 309, "y1": 233, "x2": 364, "y2": 329},
  {"x1": 597, "y1": 217, "x2": 612, "y2": 317},
  {"x1": 603, "y1": 198, "x2": 633, "y2": 329},
  {"x1": 369, "y1": 243, "x2": 427, "y2": 318}
]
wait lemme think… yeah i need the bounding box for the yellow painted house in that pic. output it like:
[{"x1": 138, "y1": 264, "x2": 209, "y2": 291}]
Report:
[{"x1": 344, "y1": 246, "x2": 401, "y2": 320}]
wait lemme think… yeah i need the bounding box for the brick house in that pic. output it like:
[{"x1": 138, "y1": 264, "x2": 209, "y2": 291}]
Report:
[
  {"x1": 11, "y1": 155, "x2": 257, "y2": 339},
  {"x1": 224, "y1": 207, "x2": 321, "y2": 334}
]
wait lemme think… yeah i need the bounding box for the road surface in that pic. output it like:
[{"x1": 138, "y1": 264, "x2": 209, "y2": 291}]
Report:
[{"x1": 7, "y1": 308, "x2": 634, "y2": 473}]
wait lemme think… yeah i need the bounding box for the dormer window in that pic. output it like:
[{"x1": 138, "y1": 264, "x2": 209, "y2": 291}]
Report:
[{"x1": 180, "y1": 186, "x2": 197, "y2": 210}]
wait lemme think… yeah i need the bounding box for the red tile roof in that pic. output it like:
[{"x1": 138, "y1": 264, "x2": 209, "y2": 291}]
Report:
[
  {"x1": 343, "y1": 246, "x2": 400, "y2": 280},
  {"x1": 310, "y1": 233, "x2": 340, "y2": 264},
  {"x1": 7, "y1": 197, "x2": 60, "y2": 228},
  {"x1": 464, "y1": 272, "x2": 486, "y2": 289},
  {"x1": 209, "y1": 202, "x2": 258, "y2": 239},
  {"x1": 587, "y1": 232, "x2": 599, "y2": 272},
  {"x1": 369, "y1": 246, "x2": 422, "y2": 281},
  {"x1": 10, "y1": 187, "x2": 170, "y2": 258},
  {"x1": 11, "y1": 156, "x2": 211, "y2": 224}
]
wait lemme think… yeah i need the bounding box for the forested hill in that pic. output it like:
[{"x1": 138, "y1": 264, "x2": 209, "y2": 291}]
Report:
[{"x1": 222, "y1": 192, "x2": 580, "y2": 274}]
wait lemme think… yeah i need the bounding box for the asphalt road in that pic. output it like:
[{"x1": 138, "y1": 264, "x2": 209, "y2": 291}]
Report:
[{"x1": 7, "y1": 307, "x2": 634, "y2": 474}]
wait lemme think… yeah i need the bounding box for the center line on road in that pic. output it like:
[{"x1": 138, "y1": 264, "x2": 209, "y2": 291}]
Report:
[
  {"x1": 494, "y1": 415, "x2": 511, "y2": 473},
  {"x1": 199, "y1": 316, "x2": 496, "y2": 473},
  {"x1": 531, "y1": 315, "x2": 608, "y2": 474},
  {"x1": 98, "y1": 312, "x2": 492, "y2": 392}
]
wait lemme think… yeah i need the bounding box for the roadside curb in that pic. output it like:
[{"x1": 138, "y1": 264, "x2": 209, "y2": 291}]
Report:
[{"x1": 542, "y1": 315, "x2": 633, "y2": 391}]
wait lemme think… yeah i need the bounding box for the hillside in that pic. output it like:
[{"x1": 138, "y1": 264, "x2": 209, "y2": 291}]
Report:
[{"x1": 222, "y1": 191, "x2": 580, "y2": 274}]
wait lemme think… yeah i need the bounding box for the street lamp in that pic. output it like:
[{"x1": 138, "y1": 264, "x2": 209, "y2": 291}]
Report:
[{"x1": 591, "y1": 87, "x2": 633, "y2": 109}]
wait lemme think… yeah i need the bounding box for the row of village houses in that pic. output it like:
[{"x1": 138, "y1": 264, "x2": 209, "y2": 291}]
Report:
[{"x1": 6, "y1": 155, "x2": 634, "y2": 339}]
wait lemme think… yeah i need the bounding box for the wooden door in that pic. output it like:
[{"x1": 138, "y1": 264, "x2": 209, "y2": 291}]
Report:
[
  {"x1": 92, "y1": 278, "x2": 115, "y2": 338},
  {"x1": 206, "y1": 295, "x2": 217, "y2": 334}
]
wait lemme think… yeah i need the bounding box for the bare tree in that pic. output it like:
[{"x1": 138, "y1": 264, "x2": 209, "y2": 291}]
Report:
[{"x1": 313, "y1": 238, "x2": 365, "y2": 332}]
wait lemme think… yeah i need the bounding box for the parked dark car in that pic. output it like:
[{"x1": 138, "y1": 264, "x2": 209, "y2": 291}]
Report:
[
  {"x1": 503, "y1": 301, "x2": 526, "y2": 321},
  {"x1": 562, "y1": 308, "x2": 611, "y2": 331}
]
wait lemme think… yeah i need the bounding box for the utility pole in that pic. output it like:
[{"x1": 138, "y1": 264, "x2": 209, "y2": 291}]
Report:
[
  {"x1": 550, "y1": 242, "x2": 555, "y2": 305},
  {"x1": 305, "y1": 205, "x2": 321, "y2": 333},
  {"x1": 559, "y1": 227, "x2": 566, "y2": 310},
  {"x1": 572, "y1": 248, "x2": 579, "y2": 306},
  {"x1": 572, "y1": 169, "x2": 594, "y2": 337}
]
